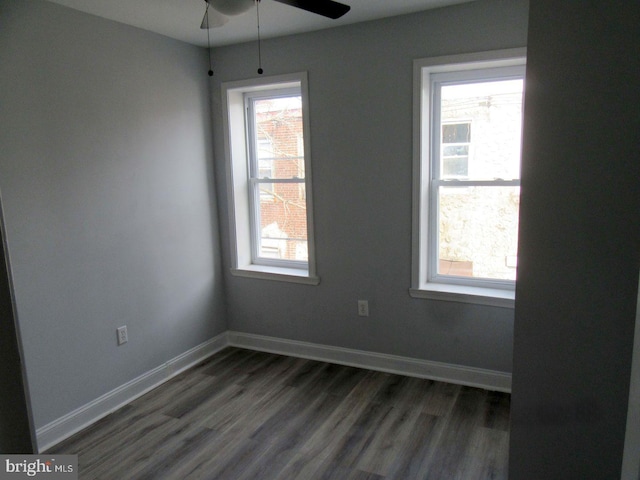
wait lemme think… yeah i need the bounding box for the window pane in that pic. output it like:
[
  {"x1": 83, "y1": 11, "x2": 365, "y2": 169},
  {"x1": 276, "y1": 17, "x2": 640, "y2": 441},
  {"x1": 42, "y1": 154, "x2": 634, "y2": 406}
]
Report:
[
  {"x1": 441, "y1": 122, "x2": 470, "y2": 178},
  {"x1": 255, "y1": 182, "x2": 308, "y2": 261},
  {"x1": 252, "y1": 96, "x2": 304, "y2": 180},
  {"x1": 438, "y1": 186, "x2": 519, "y2": 280},
  {"x1": 442, "y1": 157, "x2": 469, "y2": 177},
  {"x1": 440, "y1": 79, "x2": 523, "y2": 180},
  {"x1": 443, "y1": 145, "x2": 469, "y2": 156},
  {"x1": 442, "y1": 123, "x2": 470, "y2": 143},
  {"x1": 257, "y1": 139, "x2": 274, "y2": 198}
]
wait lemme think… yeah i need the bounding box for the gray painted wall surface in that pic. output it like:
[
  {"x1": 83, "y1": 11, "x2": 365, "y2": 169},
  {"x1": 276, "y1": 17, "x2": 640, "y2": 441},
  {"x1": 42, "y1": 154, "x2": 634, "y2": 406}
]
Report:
[
  {"x1": 0, "y1": 195, "x2": 35, "y2": 453},
  {"x1": 0, "y1": 0, "x2": 226, "y2": 429},
  {"x1": 622, "y1": 278, "x2": 640, "y2": 479},
  {"x1": 509, "y1": 1, "x2": 640, "y2": 478},
  {"x1": 211, "y1": 0, "x2": 529, "y2": 371}
]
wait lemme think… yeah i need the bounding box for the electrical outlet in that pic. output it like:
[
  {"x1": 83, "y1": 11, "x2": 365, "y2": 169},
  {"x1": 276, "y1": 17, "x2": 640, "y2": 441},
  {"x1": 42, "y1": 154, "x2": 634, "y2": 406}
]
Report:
[
  {"x1": 116, "y1": 326, "x2": 128, "y2": 345},
  {"x1": 357, "y1": 300, "x2": 369, "y2": 317}
]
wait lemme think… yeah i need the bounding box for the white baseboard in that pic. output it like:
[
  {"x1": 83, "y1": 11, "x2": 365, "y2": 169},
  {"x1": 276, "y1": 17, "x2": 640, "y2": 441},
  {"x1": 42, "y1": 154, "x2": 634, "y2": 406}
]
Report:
[
  {"x1": 36, "y1": 332, "x2": 228, "y2": 452},
  {"x1": 227, "y1": 331, "x2": 511, "y2": 393},
  {"x1": 38, "y1": 330, "x2": 511, "y2": 452}
]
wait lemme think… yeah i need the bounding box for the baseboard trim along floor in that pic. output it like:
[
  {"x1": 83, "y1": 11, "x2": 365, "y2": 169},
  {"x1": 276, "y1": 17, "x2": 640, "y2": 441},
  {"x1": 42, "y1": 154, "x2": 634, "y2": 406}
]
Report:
[
  {"x1": 36, "y1": 332, "x2": 229, "y2": 452},
  {"x1": 227, "y1": 332, "x2": 511, "y2": 394},
  {"x1": 37, "y1": 330, "x2": 511, "y2": 451}
]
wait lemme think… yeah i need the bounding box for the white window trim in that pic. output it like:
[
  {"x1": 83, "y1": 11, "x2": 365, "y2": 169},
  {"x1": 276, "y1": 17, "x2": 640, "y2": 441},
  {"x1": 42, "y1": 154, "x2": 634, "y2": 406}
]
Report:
[
  {"x1": 221, "y1": 72, "x2": 319, "y2": 285},
  {"x1": 410, "y1": 48, "x2": 526, "y2": 308}
]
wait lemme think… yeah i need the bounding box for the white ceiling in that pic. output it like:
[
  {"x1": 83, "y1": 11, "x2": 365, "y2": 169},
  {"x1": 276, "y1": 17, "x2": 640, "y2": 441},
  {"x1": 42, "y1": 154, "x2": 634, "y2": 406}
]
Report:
[{"x1": 43, "y1": 0, "x2": 476, "y2": 47}]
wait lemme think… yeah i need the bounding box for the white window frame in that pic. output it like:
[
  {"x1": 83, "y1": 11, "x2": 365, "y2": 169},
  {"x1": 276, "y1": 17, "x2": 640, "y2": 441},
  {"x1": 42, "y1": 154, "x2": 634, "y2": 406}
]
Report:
[
  {"x1": 410, "y1": 48, "x2": 526, "y2": 308},
  {"x1": 245, "y1": 86, "x2": 308, "y2": 269},
  {"x1": 222, "y1": 72, "x2": 319, "y2": 285}
]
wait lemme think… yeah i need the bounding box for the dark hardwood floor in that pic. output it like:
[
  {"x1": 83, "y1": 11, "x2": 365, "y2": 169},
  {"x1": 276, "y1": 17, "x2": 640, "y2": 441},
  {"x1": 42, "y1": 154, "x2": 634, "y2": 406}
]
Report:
[{"x1": 48, "y1": 347, "x2": 510, "y2": 479}]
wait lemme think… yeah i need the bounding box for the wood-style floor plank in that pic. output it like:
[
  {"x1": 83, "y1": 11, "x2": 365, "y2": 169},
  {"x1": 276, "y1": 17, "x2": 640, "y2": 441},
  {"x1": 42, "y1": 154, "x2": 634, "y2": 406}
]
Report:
[{"x1": 48, "y1": 348, "x2": 510, "y2": 479}]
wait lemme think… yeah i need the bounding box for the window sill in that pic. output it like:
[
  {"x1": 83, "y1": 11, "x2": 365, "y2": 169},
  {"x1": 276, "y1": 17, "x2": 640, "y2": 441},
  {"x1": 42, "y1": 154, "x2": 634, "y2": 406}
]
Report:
[
  {"x1": 410, "y1": 283, "x2": 514, "y2": 308},
  {"x1": 231, "y1": 265, "x2": 320, "y2": 285}
]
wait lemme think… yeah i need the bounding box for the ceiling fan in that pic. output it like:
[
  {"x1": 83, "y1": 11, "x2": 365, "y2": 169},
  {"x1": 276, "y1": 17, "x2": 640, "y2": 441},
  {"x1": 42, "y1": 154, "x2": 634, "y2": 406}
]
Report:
[
  {"x1": 200, "y1": 0, "x2": 351, "y2": 29},
  {"x1": 201, "y1": 0, "x2": 350, "y2": 76}
]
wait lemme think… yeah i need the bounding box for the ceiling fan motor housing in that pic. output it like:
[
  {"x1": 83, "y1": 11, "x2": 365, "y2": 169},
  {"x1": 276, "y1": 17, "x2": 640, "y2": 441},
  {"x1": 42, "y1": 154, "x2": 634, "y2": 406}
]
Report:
[{"x1": 206, "y1": 0, "x2": 256, "y2": 16}]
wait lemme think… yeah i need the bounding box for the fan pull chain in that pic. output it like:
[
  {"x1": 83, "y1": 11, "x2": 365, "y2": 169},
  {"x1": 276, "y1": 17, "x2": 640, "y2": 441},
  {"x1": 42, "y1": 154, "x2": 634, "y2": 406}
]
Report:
[
  {"x1": 256, "y1": 0, "x2": 263, "y2": 74},
  {"x1": 206, "y1": 4, "x2": 213, "y2": 76}
]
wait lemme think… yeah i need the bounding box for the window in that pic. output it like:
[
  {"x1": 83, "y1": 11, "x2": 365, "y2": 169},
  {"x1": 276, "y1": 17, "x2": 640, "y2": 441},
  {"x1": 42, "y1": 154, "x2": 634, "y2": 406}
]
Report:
[
  {"x1": 411, "y1": 49, "x2": 526, "y2": 307},
  {"x1": 222, "y1": 73, "x2": 318, "y2": 284}
]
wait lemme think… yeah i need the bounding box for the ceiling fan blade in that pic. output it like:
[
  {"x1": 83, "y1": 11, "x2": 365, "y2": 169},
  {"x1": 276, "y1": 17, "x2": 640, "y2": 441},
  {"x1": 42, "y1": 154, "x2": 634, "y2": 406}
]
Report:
[
  {"x1": 200, "y1": 7, "x2": 229, "y2": 29},
  {"x1": 272, "y1": 0, "x2": 350, "y2": 19}
]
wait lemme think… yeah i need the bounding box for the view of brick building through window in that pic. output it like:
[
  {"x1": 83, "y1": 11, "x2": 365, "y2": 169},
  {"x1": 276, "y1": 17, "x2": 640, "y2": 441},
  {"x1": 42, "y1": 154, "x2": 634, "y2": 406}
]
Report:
[
  {"x1": 437, "y1": 79, "x2": 523, "y2": 280},
  {"x1": 253, "y1": 96, "x2": 308, "y2": 262}
]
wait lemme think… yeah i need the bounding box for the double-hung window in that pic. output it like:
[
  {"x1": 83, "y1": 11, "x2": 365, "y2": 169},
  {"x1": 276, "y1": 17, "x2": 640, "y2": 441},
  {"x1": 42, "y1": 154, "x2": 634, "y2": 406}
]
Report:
[
  {"x1": 411, "y1": 49, "x2": 526, "y2": 307},
  {"x1": 222, "y1": 73, "x2": 318, "y2": 284}
]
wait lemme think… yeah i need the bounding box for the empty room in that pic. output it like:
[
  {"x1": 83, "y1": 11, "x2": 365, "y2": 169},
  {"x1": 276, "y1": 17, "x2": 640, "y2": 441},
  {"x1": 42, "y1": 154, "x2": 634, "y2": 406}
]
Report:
[{"x1": 1, "y1": 0, "x2": 639, "y2": 478}]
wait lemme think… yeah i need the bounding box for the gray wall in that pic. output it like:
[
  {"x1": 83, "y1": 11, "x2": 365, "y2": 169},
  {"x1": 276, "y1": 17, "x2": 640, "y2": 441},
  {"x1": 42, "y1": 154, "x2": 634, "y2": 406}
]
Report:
[
  {"x1": 622, "y1": 281, "x2": 640, "y2": 479},
  {"x1": 509, "y1": 1, "x2": 640, "y2": 478},
  {"x1": 0, "y1": 0, "x2": 226, "y2": 429},
  {"x1": 211, "y1": 0, "x2": 529, "y2": 372},
  {"x1": 0, "y1": 195, "x2": 36, "y2": 453}
]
